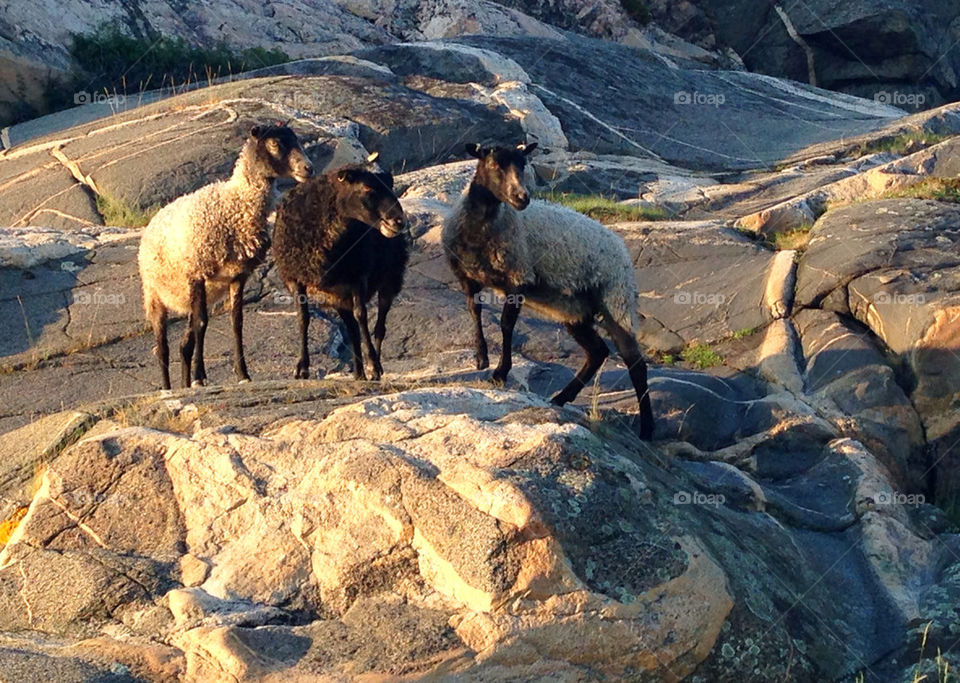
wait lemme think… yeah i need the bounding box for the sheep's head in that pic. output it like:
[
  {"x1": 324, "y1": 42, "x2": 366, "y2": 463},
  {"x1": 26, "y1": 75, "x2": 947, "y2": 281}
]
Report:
[
  {"x1": 466, "y1": 142, "x2": 538, "y2": 210},
  {"x1": 248, "y1": 123, "x2": 314, "y2": 183},
  {"x1": 335, "y1": 166, "x2": 406, "y2": 238}
]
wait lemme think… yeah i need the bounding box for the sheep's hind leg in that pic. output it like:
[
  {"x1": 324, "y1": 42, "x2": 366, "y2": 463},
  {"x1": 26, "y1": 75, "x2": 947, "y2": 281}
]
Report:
[
  {"x1": 187, "y1": 280, "x2": 208, "y2": 388},
  {"x1": 147, "y1": 296, "x2": 171, "y2": 390},
  {"x1": 229, "y1": 276, "x2": 251, "y2": 383},
  {"x1": 295, "y1": 283, "x2": 310, "y2": 379},
  {"x1": 354, "y1": 291, "x2": 381, "y2": 381},
  {"x1": 491, "y1": 299, "x2": 522, "y2": 386},
  {"x1": 462, "y1": 279, "x2": 489, "y2": 370},
  {"x1": 337, "y1": 307, "x2": 367, "y2": 381},
  {"x1": 602, "y1": 319, "x2": 654, "y2": 440},
  {"x1": 550, "y1": 322, "x2": 609, "y2": 406}
]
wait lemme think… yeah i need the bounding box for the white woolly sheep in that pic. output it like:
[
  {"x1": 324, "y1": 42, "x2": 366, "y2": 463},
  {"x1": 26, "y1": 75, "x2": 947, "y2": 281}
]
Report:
[
  {"x1": 138, "y1": 123, "x2": 314, "y2": 389},
  {"x1": 442, "y1": 142, "x2": 655, "y2": 439},
  {"x1": 272, "y1": 156, "x2": 407, "y2": 381}
]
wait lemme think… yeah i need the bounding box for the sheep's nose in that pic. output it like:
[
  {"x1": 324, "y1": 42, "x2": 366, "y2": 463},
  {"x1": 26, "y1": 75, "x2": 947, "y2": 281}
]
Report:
[
  {"x1": 303, "y1": 163, "x2": 315, "y2": 177},
  {"x1": 514, "y1": 191, "x2": 530, "y2": 208}
]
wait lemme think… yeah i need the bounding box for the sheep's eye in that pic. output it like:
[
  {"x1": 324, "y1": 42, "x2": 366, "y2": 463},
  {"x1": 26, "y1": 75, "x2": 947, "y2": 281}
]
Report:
[{"x1": 265, "y1": 139, "x2": 282, "y2": 156}]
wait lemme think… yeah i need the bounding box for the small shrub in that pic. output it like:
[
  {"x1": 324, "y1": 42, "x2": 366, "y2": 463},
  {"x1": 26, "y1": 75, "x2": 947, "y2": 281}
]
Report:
[
  {"x1": 732, "y1": 327, "x2": 756, "y2": 339},
  {"x1": 22, "y1": 23, "x2": 290, "y2": 126},
  {"x1": 681, "y1": 344, "x2": 722, "y2": 369},
  {"x1": 539, "y1": 192, "x2": 670, "y2": 223},
  {"x1": 621, "y1": 0, "x2": 652, "y2": 24}
]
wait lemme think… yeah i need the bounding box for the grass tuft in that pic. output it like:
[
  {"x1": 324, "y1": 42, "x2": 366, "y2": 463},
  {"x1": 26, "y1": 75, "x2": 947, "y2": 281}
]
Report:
[
  {"x1": 883, "y1": 177, "x2": 960, "y2": 204},
  {"x1": 855, "y1": 131, "x2": 949, "y2": 158},
  {"x1": 96, "y1": 194, "x2": 158, "y2": 228},
  {"x1": 768, "y1": 224, "x2": 814, "y2": 251},
  {"x1": 538, "y1": 192, "x2": 671, "y2": 224},
  {"x1": 681, "y1": 344, "x2": 723, "y2": 369}
]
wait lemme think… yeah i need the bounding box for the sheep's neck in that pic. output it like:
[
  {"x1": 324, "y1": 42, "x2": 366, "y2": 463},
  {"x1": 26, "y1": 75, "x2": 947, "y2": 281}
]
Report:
[
  {"x1": 465, "y1": 182, "x2": 502, "y2": 223},
  {"x1": 228, "y1": 155, "x2": 276, "y2": 231}
]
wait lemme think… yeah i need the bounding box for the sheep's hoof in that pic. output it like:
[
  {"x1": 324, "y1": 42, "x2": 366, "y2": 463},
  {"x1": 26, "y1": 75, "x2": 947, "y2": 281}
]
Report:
[
  {"x1": 476, "y1": 357, "x2": 490, "y2": 371},
  {"x1": 191, "y1": 379, "x2": 206, "y2": 388},
  {"x1": 549, "y1": 394, "x2": 568, "y2": 406},
  {"x1": 238, "y1": 378, "x2": 250, "y2": 385},
  {"x1": 490, "y1": 369, "x2": 508, "y2": 387}
]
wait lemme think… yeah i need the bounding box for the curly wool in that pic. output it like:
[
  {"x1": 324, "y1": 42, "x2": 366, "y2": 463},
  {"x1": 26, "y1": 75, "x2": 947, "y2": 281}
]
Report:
[
  {"x1": 442, "y1": 198, "x2": 640, "y2": 332},
  {"x1": 273, "y1": 172, "x2": 408, "y2": 308},
  {"x1": 138, "y1": 140, "x2": 275, "y2": 315}
]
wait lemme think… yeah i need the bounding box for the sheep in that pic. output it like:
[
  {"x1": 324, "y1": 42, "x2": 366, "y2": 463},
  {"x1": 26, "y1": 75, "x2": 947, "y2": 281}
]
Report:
[
  {"x1": 138, "y1": 123, "x2": 314, "y2": 390},
  {"x1": 272, "y1": 154, "x2": 407, "y2": 381},
  {"x1": 441, "y1": 142, "x2": 655, "y2": 439}
]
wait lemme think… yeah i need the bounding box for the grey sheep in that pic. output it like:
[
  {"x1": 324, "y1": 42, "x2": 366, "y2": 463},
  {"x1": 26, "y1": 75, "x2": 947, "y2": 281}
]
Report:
[
  {"x1": 138, "y1": 123, "x2": 313, "y2": 389},
  {"x1": 442, "y1": 142, "x2": 654, "y2": 439}
]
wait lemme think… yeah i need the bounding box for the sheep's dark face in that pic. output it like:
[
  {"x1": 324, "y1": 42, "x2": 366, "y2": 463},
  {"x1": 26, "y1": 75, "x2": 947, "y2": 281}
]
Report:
[
  {"x1": 249, "y1": 124, "x2": 314, "y2": 183},
  {"x1": 336, "y1": 168, "x2": 406, "y2": 238},
  {"x1": 467, "y1": 142, "x2": 538, "y2": 210}
]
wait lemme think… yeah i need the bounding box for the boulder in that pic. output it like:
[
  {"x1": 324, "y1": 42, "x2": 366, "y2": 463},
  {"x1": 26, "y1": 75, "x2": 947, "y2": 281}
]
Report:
[
  {"x1": 0, "y1": 385, "x2": 951, "y2": 680},
  {"x1": 795, "y1": 199, "x2": 960, "y2": 499}
]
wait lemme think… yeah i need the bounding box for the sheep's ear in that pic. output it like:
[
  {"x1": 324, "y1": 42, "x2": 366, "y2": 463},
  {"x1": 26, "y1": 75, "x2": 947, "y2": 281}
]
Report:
[
  {"x1": 465, "y1": 143, "x2": 485, "y2": 159},
  {"x1": 379, "y1": 172, "x2": 394, "y2": 190},
  {"x1": 518, "y1": 142, "x2": 538, "y2": 155},
  {"x1": 250, "y1": 125, "x2": 263, "y2": 139},
  {"x1": 337, "y1": 169, "x2": 354, "y2": 183},
  {"x1": 366, "y1": 151, "x2": 380, "y2": 164}
]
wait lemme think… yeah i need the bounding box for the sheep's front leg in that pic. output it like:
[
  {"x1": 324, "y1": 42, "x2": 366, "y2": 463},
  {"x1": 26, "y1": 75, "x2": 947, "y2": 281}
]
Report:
[
  {"x1": 372, "y1": 290, "x2": 394, "y2": 362},
  {"x1": 337, "y1": 307, "x2": 367, "y2": 381},
  {"x1": 491, "y1": 298, "x2": 522, "y2": 386},
  {"x1": 229, "y1": 276, "x2": 251, "y2": 383},
  {"x1": 295, "y1": 283, "x2": 311, "y2": 379},
  {"x1": 550, "y1": 322, "x2": 609, "y2": 406},
  {"x1": 462, "y1": 279, "x2": 489, "y2": 369},
  {"x1": 189, "y1": 279, "x2": 209, "y2": 387},
  {"x1": 354, "y1": 291, "x2": 382, "y2": 381}
]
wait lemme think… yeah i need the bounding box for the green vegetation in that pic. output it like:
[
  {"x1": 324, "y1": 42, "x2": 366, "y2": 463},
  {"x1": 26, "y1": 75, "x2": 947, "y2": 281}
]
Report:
[
  {"x1": 854, "y1": 130, "x2": 949, "y2": 158},
  {"x1": 538, "y1": 192, "x2": 671, "y2": 224},
  {"x1": 96, "y1": 194, "x2": 159, "y2": 228},
  {"x1": 732, "y1": 327, "x2": 756, "y2": 339},
  {"x1": 621, "y1": 0, "x2": 652, "y2": 24},
  {"x1": 31, "y1": 23, "x2": 290, "y2": 125},
  {"x1": 883, "y1": 177, "x2": 960, "y2": 204},
  {"x1": 681, "y1": 344, "x2": 722, "y2": 369},
  {"x1": 767, "y1": 223, "x2": 814, "y2": 251}
]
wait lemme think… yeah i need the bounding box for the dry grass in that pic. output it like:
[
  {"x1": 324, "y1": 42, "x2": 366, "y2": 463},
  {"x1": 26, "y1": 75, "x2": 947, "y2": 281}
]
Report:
[{"x1": 883, "y1": 177, "x2": 960, "y2": 203}]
